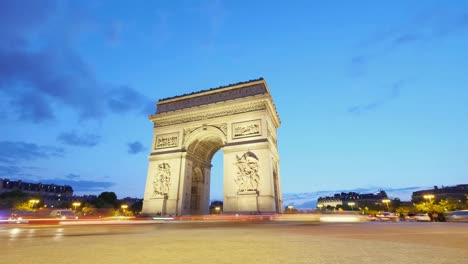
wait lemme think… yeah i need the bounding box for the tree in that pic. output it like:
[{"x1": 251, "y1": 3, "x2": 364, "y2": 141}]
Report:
[
  {"x1": 129, "y1": 199, "x2": 143, "y2": 214},
  {"x1": 93, "y1": 192, "x2": 119, "y2": 208},
  {"x1": 0, "y1": 190, "x2": 29, "y2": 209}
]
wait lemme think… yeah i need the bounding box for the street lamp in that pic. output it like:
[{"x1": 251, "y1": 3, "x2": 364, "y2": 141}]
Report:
[
  {"x1": 348, "y1": 202, "x2": 355, "y2": 211},
  {"x1": 423, "y1": 194, "x2": 435, "y2": 202},
  {"x1": 215, "y1": 206, "x2": 221, "y2": 214},
  {"x1": 72, "y1": 202, "x2": 81, "y2": 211},
  {"x1": 121, "y1": 204, "x2": 128, "y2": 215},
  {"x1": 29, "y1": 199, "x2": 40, "y2": 209},
  {"x1": 317, "y1": 204, "x2": 324, "y2": 211},
  {"x1": 382, "y1": 199, "x2": 391, "y2": 210}
]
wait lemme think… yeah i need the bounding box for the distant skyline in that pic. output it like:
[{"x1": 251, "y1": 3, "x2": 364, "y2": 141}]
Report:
[{"x1": 1, "y1": 1, "x2": 467, "y2": 199}]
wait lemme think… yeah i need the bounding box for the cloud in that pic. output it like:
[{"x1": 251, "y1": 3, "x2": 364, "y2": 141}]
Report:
[
  {"x1": 0, "y1": 165, "x2": 22, "y2": 177},
  {"x1": 0, "y1": 1, "x2": 152, "y2": 123},
  {"x1": 107, "y1": 86, "x2": 154, "y2": 115},
  {"x1": 41, "y1": 178, "x2": 115, "y2": 192},
  {"x1": 127, "y1": 141, "x2": 146, "y2": 154},
  {"x1": 65, "y1": 173, "x2": 80, "y2": 180},
  {"x1": 348, "y1": 80, "x2": 405, "y2": 115},
  {"x1": 57, "y1": 131, "x2": 101, "y2": 147},
  {"x1": 0, "y1": 141, "x2": 64, "y2": 164},
  {"x1": 351, "y1": 10, "x2": 468, "y2": 74}
]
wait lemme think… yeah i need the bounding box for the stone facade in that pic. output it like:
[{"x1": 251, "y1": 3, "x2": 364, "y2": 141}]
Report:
[{"x1": 142, "y1": 78, "x2": 282, "y2": 215}]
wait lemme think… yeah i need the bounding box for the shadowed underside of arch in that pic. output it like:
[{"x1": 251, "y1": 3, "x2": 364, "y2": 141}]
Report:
[{"x1": 186, "y1": 135, "x2": 224, "y2": 162}]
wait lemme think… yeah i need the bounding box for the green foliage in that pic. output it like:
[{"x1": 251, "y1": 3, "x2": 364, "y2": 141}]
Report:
[
  {"x1": 129, "y1": 199, "x2": 143, "y2": 213},
  {"x1": 93, "y1": 192, "x2": 119, "y2": 208},
  {"x1": 414, "y1": 199, "x2": 463, "y2": 213},
  {"x1": 79, "y1": 205, "x2": 97, "y2": 216},
  {"x1": 0, "y1": 190, "x2": 29, "y2": 209}
]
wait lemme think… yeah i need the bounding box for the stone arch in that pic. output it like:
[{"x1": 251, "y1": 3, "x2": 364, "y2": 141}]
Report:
[{"x1": 142, "y1": 78, "x2": 282, "y2": 216}]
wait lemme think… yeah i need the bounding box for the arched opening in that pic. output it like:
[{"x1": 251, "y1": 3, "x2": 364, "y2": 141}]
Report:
[
  {"x1": 210, "y1": 151, "x2": 224, "y2": 213},
  {"x1": 184, "y1": 129, "x2": 225, "y2": 215}
]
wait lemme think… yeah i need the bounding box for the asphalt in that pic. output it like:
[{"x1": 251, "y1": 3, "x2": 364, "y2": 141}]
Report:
[{"x1": 1, "y1": 221, "x2": 467, "y2": 264}]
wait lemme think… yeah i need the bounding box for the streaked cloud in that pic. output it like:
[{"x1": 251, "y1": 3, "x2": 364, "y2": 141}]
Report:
[
  {"x1": 57, "y1": 131, "x2": 101, "y2": 147},
  {"x1": 351, "y1": 10, "x2": 468, "y2": 75},
  {"x1": 0, "y1": 141, "x2": 64, "y2": 164},
  {"x1": 348, "y1": 80, "x2": 405, "y2": 115},
  {"x1": 65, "y1": 173, "x2": 80, "y2": 180},
  {"x1": 42, "y1": 178, "x2": 115, "y2": 192}
]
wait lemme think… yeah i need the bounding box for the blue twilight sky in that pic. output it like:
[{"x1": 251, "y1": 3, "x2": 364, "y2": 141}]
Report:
[{"x1": 1, "y1": 0, "x2": 467, "y2": 200}]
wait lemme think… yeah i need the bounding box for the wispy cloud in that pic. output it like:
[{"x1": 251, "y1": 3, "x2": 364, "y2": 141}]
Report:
[
  {"x1": 0, "y1": 141, "x2": 64, "y2": 164},
  {"x1": 57, "y1": 131, "x2": 101, "y2": 147},
  {"x1": 348, "y1": 80, "x2": 405, "y2": 115},
  {"x1": 65, "y1": 173, "x2": 80, "y2": 180},
  {"x1": 107, "y1": 86, "x2": 154, "y2": 115},
  {"x1": 351, "y1": 9, "x2": 468, "y2": 75},
  {"x1": 0, "y1": 1, "x2": 153, "y2": 123},
  {"x1": 127, "y1": 141, "x2": 146, "y2": 154},
  {"x1": 41, "y1": 178, "x2": 115, "y2": 192}
]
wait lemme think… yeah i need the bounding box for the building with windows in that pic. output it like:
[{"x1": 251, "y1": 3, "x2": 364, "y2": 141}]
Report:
[
  {"x1": 0, "y1": 178, "x2": 74, "y2": 207},
  {"x1": 317, "y1": 190, "x2": 388, "y2": 209},
  {"x1": 412, "y1": 184, "x2": 468, "y2": 203}
]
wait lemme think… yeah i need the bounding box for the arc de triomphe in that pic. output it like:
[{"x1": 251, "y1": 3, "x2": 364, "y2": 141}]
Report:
[{"x1": 142, "y1": 78, "x2": 282, "y2": 215}]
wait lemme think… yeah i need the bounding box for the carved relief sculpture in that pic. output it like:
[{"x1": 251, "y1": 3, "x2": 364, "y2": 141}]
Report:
[
  {"x1": 153, "y1": 163, "x2": 171, "y2": 196},
  {"x1": 234, "y1": 151, "x2": 260, "y2": 192},
  {"x1": 232, "y1": 120, "x2": 262, "y2": 139}
]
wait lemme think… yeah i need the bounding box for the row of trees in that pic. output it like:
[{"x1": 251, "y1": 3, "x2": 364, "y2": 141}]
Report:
[
  {"x1": 317, "y1": 197, "x2": 468, "y2": 216},
  {"x1": 0, "y1": 190, "x2": 143, "y2": 216}
]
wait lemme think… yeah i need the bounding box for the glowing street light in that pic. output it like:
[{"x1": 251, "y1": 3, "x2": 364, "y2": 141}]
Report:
[
  {"x1": 382, "y1": 199, "x2": 391, "y2": 210},
  {"x1": 215, "y1": 206, "x2": 221, "y2": 214},
  {"x1": 317, "y1": 204, "x2": 324, "y2": 210},
  {"x1": 348, "y1": 202, "x2": 355, "y2": 211},
  {"x1": 121, "y1": 204, "x2": 129, "y2": 216},
  {"x1": 423, "y1": 194, "x2": 435, "y2": 202},
  {"x1": 72, "y1": 202, "x2": 81, "y2": 211},
  {"x1": 29, "y1": 199, "x2": 40, "y2": 209}
]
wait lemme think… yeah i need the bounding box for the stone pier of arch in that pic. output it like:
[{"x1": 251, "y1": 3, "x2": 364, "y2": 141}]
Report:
[{"x1": 142, "y1": 78, "x2": 282, "y2": 216}]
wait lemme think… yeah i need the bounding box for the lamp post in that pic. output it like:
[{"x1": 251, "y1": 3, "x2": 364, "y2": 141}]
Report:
[
  {"x1": 29, "y1": 199, "x2": 39, "y2": 209},
  {"x1": 215, "y1": 206, "x2": 221, "y2": 214},
  {"x1": 317, "y1": 204, "x2": 324, "y2": 211},
  {"x1": 348, "y1": 202, "x2": 355, "y2": 211},
  {"x1": 423, "y1": 194, "x2": 435, "y2": 202},
  {"x1": 382, "y1": 199, "x2": 391, "y2": 211},
  {"x1": 121, "y1": 204, "x2": 128, "y2": 215},
  {"x1": 72, "y1": 202, "x2": 81, "y2": 212}
]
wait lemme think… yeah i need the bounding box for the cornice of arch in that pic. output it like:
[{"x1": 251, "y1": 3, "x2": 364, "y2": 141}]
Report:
[{"x1": 150, "y1": 95, "x2": 280, "y2": 127}]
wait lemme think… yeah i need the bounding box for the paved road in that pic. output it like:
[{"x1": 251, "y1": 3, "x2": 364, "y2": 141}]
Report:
[{"x1": 1, "y1": 221, "x2": 467, "y2": 264}]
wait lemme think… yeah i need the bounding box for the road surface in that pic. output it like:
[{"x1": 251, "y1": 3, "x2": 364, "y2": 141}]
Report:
[{"x1": 1, "y1": 221, "x2": 467, "y2": 264}]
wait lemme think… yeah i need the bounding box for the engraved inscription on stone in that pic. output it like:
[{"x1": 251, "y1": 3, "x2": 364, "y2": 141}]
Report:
[
  {"x1": 234, "y1": 151, "x2": 260, "y2": 193},
  {"x1": 155, "y1": 132, "x2": 179, "y2": 149},
  {"x1": 232, "y1": 120, "x2": 261, "y2": 139}
]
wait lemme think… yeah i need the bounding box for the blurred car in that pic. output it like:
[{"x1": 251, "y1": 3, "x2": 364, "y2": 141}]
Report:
[
  {"x1": 445, "y1": 210, "x2": 468, "y2": 222},
  {"x1": 50, "y1": 209, "x2": 78, "y2": 219},
  {"x1": 376, "y1": 212, "x2": 399, "y2": 222},
  {"x1": 404, "y1": 213, "x2": 417, "y2": 221},
  {"x1": 367, "y1": 215, "x2": 378, "y2": 221},
  {"x1": 8, "y1": 210, "x2": 37, "y2": 224},
  {"x1": 415, "y1": 213, "x2": 431, "y2": 222}
]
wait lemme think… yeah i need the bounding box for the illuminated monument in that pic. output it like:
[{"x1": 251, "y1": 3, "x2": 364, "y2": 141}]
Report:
[{"x1": 142, "y1": 78, "x2": 282, "y2": 215}]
